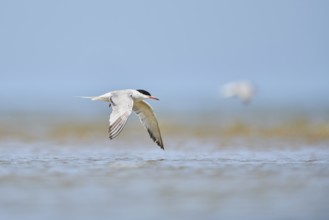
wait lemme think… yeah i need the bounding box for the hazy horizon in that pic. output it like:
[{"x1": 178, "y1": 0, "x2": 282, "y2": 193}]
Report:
[{"x1": 1, "y1": 0, "x2": 328, "y2": 115}]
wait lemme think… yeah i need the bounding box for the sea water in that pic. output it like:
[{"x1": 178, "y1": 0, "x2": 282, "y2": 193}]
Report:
[{"x1": 0, "y1": 113, "x2": 328, "y2": 220}]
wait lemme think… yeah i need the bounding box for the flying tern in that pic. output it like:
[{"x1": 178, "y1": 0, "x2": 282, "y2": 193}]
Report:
[
  {"x1": 81, "y1": 89, "x2": 164, "y2": 149},
  {"x1": 221, "y1": 80, "x2": 256, "y2": 104}
]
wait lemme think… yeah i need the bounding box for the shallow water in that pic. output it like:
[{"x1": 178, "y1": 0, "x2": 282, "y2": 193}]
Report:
[
  {"x1": 1, "y1": 113, "x2": 329, "y2": 220},
  {"x1": 0, "y1": 139, "x2": 329, "y2": 220}
]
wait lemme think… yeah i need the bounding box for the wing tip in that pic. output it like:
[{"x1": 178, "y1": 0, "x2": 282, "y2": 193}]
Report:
[
  {"x1": 155, "y1": 139, "x2": 164, "y2": 150},
  {"x1": 155, "y1": 140, "x2": 164, "y2": 150},
  {"x1": 147, "y1": 128, "x2": 164, "y2": 150}
]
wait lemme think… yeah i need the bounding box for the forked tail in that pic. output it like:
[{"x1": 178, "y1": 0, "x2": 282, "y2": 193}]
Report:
[{"x1": 78, "y1": 96, "x2": 109, "y2": 101}]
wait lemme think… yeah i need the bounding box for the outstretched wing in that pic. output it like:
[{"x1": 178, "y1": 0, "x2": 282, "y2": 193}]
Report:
[
  {"x1": 133, "y1": 100, "x2": 164, "y2": 149},
  {"x1": 108, "y1": 95, "x2": 133, "y2": 139}
]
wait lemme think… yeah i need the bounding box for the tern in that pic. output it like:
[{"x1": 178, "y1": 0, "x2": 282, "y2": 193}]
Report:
[
  {"x1": 81, "y1": 89, "x2": 164, "y2": 150},
  {"x1": 221, "y1": 80, "x2": 256, "y2": 104}
]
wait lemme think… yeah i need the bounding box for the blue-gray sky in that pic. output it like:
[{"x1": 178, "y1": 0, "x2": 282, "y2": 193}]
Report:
[{"x1": 1, "y1": 0, "x2": 328, "y2": 113}]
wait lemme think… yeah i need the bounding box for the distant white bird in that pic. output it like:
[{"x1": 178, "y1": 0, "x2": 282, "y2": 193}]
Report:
[
  {"x1": 81, "y1": 89, "x2": 164, "y2": 150},
  {"x1": 221, "y1": 80, "x2": 256, "y2": 104}
]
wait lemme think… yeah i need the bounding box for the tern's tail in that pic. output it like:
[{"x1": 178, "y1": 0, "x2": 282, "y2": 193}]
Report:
[{"x1": 78, "y1": 95, "x2": 109, "y2": 101}]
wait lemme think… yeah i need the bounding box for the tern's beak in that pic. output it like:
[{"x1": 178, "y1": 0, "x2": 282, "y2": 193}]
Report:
[{"x1": 149, "y1": 96, "x2": 159, "y2": 100}]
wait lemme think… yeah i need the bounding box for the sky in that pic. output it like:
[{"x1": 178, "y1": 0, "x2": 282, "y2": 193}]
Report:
[{"x1": 0, "y1": 0, "x2": 328, "y2": 114}]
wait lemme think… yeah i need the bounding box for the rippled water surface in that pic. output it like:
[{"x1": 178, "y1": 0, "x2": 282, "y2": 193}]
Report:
[{"x1": 1, "y1": 114, "x2": 329, "y2": 220}]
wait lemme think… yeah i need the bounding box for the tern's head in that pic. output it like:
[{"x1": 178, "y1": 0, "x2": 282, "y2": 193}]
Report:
[{"x1": 135, "y1": 89, "x2": 159, "y2": 100}]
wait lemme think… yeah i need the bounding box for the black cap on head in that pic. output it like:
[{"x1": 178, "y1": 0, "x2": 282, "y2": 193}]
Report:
[{"x1": 137, "y1": 89, "x2": 151, "y2": 96}]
